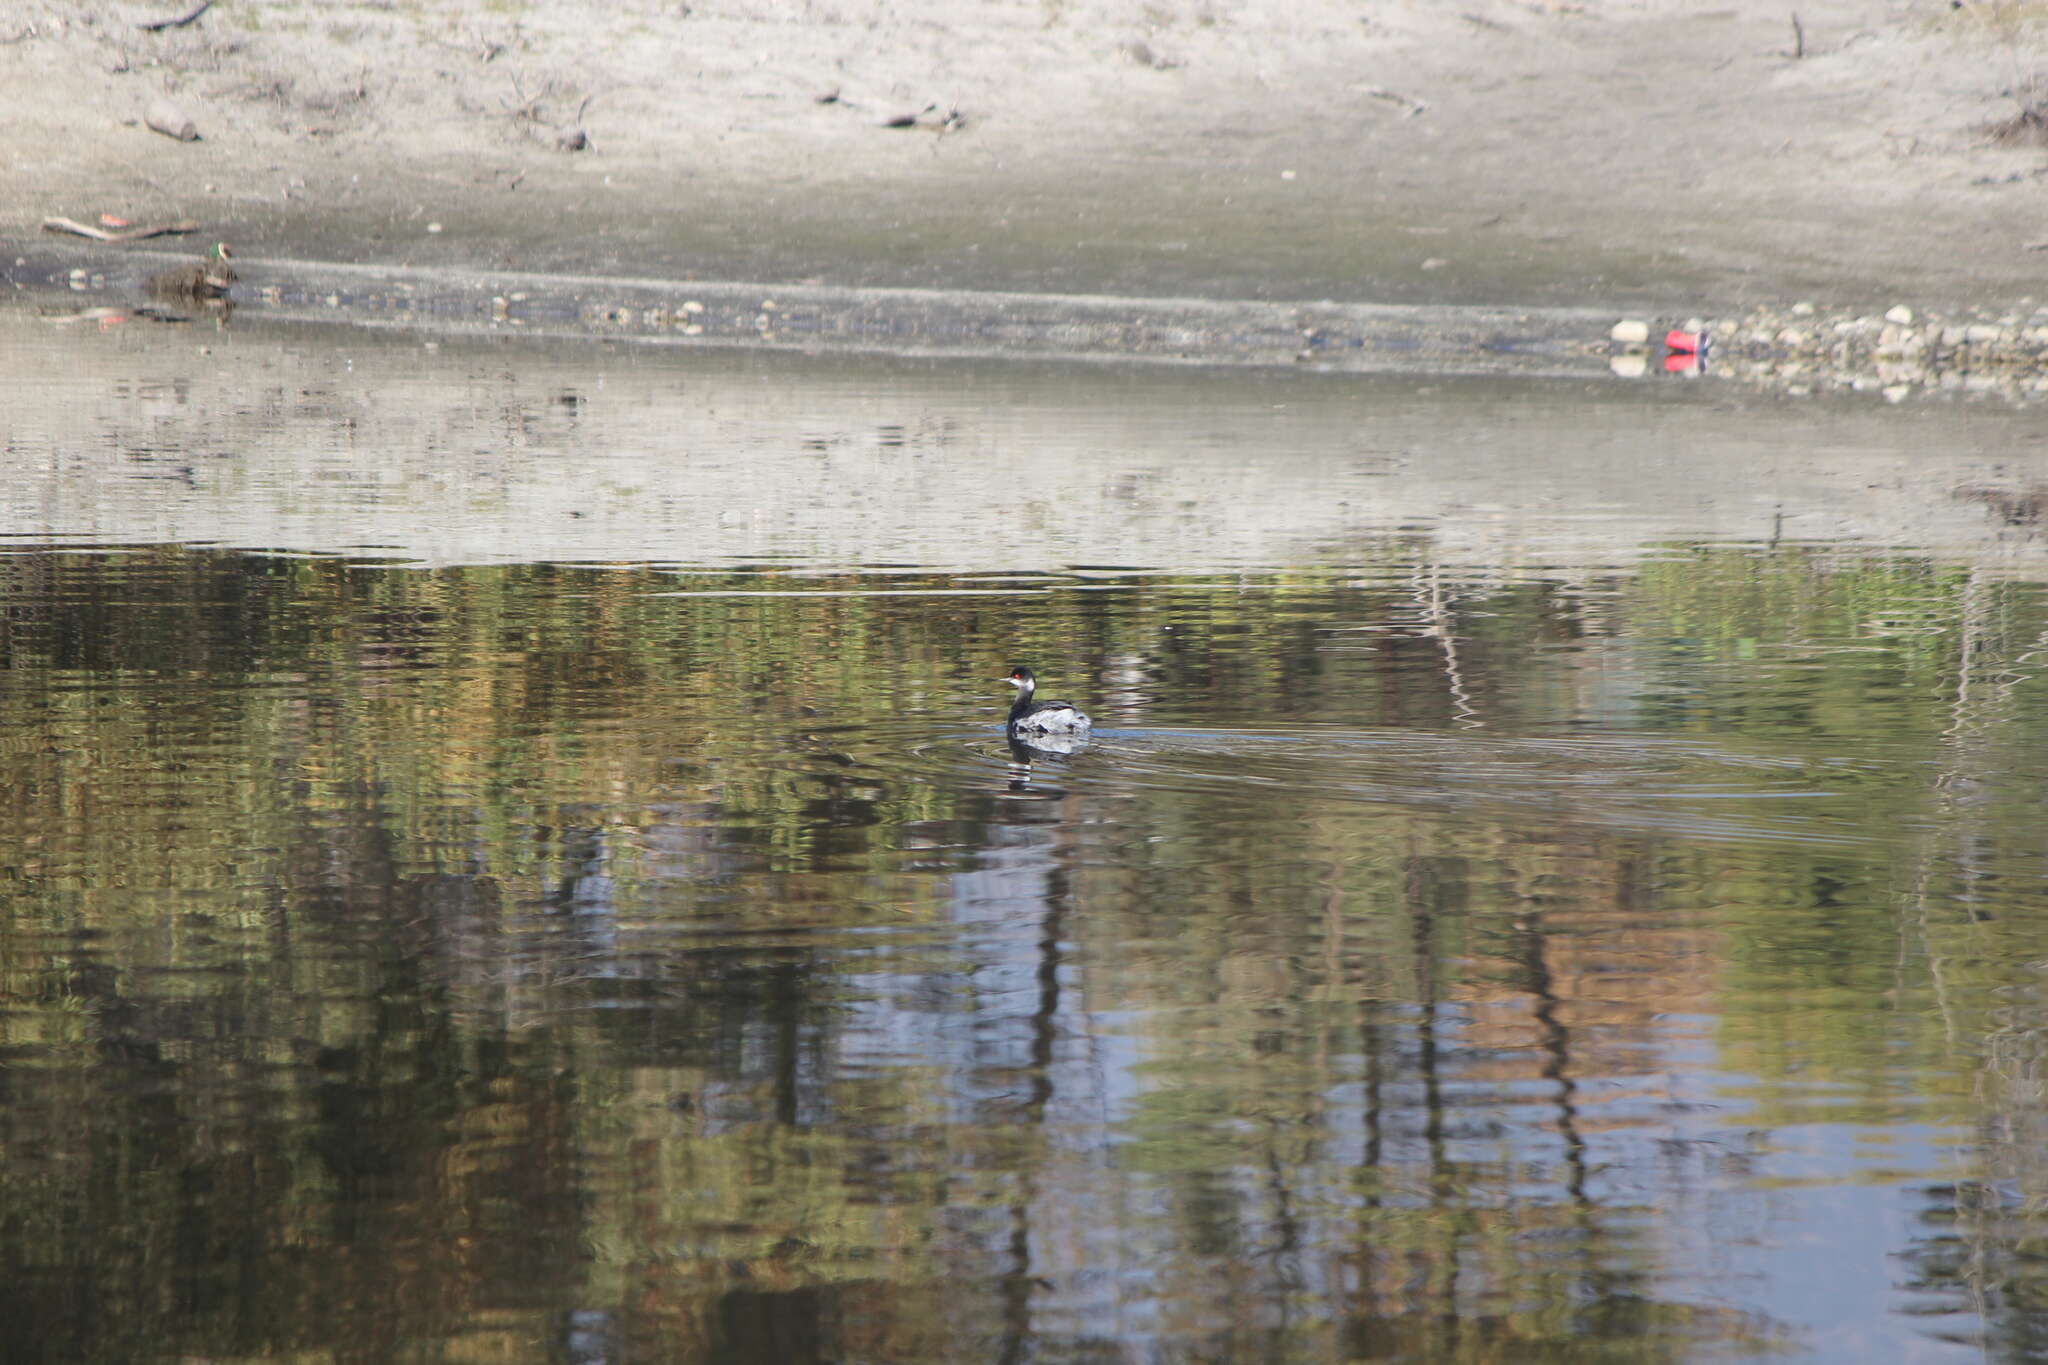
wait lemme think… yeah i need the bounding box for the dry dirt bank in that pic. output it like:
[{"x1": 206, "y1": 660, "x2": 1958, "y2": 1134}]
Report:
[{"x1": 4, "y1": 0, "x2": 2048, "y2": 313}]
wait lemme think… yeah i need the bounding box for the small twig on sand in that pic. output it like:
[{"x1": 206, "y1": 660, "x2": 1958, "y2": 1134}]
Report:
[
  {"x1": 138, "y1": 0, "x2": 213, "y2": 32},
  {"x1": 881, "y1": 104, "x2": 965, "y2": 133},
  {"x1": 436, "y1": 26, "x2": 514, "y2": 62},
  {"x1": 1789, "y1": 12, "x2": 1805, "y2": 59},
  {"x1": 1361, "y1": 85, "x2": 1427, "y2": 117},
  {"x1": 41, "y1": 216, "x2": 200, "y2": 242},
  {"x1": 497, "y1": 76, "x2": 602, "y2": 149}
]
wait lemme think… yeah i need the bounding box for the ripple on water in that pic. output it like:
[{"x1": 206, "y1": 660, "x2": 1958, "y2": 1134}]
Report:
[{"x1": 898, "y1": 720, "x2": 1877, "y2": 853}]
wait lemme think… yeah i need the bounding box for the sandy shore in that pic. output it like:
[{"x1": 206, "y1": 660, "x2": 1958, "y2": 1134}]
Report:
[{"x1": 4, "y1": 0, "x2": 2047, "y2": 314}]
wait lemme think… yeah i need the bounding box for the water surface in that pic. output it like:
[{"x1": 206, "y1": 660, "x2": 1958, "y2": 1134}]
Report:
[{"x1": 3, "y1": 310, "x2": 2047, "y2": 1363}]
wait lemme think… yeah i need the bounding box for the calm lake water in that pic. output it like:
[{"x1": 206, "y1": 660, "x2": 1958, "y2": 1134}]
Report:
[{"x1": 4, "y1": 307, "x2": 2048, "y2": 1363}]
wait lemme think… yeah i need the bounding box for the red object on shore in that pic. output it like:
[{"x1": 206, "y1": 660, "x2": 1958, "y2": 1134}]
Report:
[{"x1": 1665, "y1": 329, "x2": 1703, "y2": 354}]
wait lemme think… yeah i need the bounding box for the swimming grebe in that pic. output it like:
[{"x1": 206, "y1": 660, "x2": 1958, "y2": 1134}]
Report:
[{"x1": 1004, "y1": 666, "x2": 1092, "y2": 735}]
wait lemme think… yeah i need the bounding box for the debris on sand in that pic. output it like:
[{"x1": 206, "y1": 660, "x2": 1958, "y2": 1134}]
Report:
[
  {"x1": 42, "y1": 216, "x2": 200, "y2": 243},
  {"x1": 136, "y1": 0, "x2": 214, "y2": 33},
  {"x1": 144, "y1": 97, "x2": 200, "y2": 141},
  {"x1": 1983, "y1": 104, "x2": 2048, "y2": 147}
]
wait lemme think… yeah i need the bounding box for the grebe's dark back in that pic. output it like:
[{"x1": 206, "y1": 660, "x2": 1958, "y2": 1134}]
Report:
[{"x1": 1003, "y1": 666, "x2": 1092, "y2": 735}]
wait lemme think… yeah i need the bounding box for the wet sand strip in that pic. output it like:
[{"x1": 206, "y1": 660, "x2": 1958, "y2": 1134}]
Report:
[{"x1": 6, "y1": 245, "x2": 1630, "y2": 378}]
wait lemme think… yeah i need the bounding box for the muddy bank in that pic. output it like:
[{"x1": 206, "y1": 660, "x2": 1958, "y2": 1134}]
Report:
[
  {"x1": 19, "y1": 238, "x2": 2048, "y2": 406},
  {"x1": 4, "y1": 0, "x2": 2048, "y2": 318},
  {"x1": 11, "y1": 240, "x2": 1630, "y2": 378},
  {"x1": 1703, "y1": 299, "x2": 2048, "y2": 402}
]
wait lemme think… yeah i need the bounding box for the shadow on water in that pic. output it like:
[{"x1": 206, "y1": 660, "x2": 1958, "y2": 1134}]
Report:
[{"x1": 3, "y1": 302, "x2": 2048, "y2": 1362}]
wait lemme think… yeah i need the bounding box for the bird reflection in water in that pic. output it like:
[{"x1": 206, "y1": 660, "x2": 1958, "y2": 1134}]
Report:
[{"x1": 1005, "y1": 731, "x2": 1090, "y2": 791}]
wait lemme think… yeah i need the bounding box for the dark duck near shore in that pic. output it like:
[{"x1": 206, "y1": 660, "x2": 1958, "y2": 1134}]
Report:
[{"x1": 147, "y1": 242, "x2": 237, "y2": 299}]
